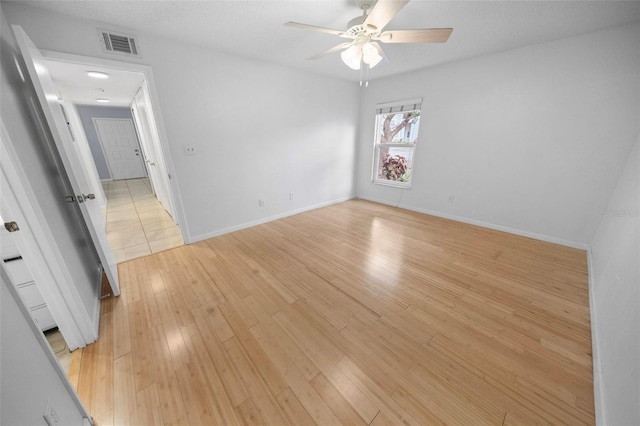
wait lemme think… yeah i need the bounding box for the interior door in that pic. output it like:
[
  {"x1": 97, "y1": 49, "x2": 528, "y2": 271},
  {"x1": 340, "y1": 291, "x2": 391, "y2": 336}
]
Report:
[
  {"x1": 131, "y1": 94, "x2": 166, "y2": 209},
  {"x1": 130, "y1": 106, "x2": 158, "y2": 196},
  {"x1": 94, "y1": 118, "x2": 147, "y2": 180},
  {"x1": 13, "y1": 25, "x2": 120, "y2": 296},
  {"x1": 131, "y1": 88, "x2": 176, "y2": 219}
]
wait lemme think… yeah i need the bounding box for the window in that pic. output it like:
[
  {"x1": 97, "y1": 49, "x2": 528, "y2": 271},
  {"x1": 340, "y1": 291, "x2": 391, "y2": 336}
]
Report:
[{"x1": 372, "y1": 98, "x2": 422, "y2": 188}]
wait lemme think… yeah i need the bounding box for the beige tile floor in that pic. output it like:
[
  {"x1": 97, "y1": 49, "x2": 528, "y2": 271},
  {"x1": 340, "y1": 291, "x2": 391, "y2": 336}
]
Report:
[{"x1": 103, "y1": 178, "x2": 183, "y2": 263}]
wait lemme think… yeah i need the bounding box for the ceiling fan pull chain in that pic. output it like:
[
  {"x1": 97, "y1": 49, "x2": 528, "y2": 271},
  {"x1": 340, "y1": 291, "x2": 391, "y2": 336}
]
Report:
[{"x1": 365, "y1": 63, "x2": 370, "y2": 87}]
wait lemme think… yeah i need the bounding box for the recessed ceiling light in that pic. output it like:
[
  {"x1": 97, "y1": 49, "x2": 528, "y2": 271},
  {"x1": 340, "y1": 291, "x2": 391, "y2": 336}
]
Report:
[
  {"x1": 87, "y1": 71, "x2": 109, "y2": 79},
  {"x1": 96, "y1": 98, "x2": 110, "y2": 103}
]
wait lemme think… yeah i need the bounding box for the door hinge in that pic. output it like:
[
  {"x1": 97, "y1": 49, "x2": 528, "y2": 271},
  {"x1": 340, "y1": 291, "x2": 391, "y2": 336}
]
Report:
[{"x1": 4, "y1": 221, "x2": 19, "y2": 232}]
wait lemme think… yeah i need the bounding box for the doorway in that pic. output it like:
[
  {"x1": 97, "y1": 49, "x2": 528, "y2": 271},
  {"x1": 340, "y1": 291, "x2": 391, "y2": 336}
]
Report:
[{"x1": 41, "y1": 54, "x2": 185, "y2": 263}]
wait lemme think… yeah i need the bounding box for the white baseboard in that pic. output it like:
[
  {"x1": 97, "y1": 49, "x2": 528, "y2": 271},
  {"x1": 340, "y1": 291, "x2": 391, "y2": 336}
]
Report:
[
  {"x1": 189, "y1": 195, "x2": 355, "y2": 244},
  {"x1": 357, "y1": 195, "x2": 589, "y2": 250},
  {"x1": 587, "y1": 248, "x2": 605, "y2": 426}
]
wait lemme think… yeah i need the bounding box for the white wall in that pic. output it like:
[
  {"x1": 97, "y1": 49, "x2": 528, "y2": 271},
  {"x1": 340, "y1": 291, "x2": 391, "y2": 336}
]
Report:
[
  {"x1": 357, "y1": 23, "x2": 640, "y2": 248},
  {"x1": 1, "y1": 272, "x2": 89, "y2": 426},
  {"x1": 2, "y1": 3, "x2": 359, "y2": 242},
  {"x1": 589, "y1": 134, "x2": 639, "y2": 426}
]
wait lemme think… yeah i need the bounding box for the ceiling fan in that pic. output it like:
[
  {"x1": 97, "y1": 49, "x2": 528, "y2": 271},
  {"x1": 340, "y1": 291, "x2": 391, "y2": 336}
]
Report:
[{"x1": 284, "y1": 0, "x2": 453, "y2": 71}]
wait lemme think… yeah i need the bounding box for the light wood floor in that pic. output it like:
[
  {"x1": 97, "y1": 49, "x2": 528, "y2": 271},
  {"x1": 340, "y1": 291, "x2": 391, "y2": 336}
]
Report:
[{"x1": 72, "y1": 199, "x2": 594, "y2": 425}]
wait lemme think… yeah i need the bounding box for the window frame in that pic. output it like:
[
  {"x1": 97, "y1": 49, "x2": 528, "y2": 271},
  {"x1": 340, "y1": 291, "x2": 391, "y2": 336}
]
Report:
[{"x1": 371, "y1": 99, "x2": 422, "y2": 189}]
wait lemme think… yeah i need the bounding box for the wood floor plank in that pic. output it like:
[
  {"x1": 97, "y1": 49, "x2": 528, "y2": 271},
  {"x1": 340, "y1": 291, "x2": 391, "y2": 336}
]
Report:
[
  {"x1": 68, "y1": 347, "x2": 83, "y2": 392},
  {"x1": 242, "y1": 294, "x2": 320, "y2": 381},
  {"x1": 136, "y1": 384, "x2": 164, "y2": 426},
  {"x1": 111, "y1": 295, "x2": 132, "y2": 359},
  {"x1": 113, "y1": 353, "x2": 138, "y2": 426},
  {"x1": 250, "y1": 322, "x2": 340, "y2": 425},
  {"x1": 148, "y1": 325, "x2": 189, "y2": 425},
  {"x1": 75, "y1": 200, "x2": 594, "y2": 425},
  {"x1": 154, "y1": 290, "x2": 191, "y2": 370},
  {"x1": 180, "y1": 322, "x2": 242, "y2": 426},
  {"x1": 192, "y1": 305, "x2": 250, "y2": 407},
  {"x1": 90, "y1": 310, "x2": 114, "y2": 419},
  {"x1": 223, "y1": 337, "x2": 291, "y2": 425},
  {"x1": 309, "y1": 372, "x2": 368, "y2": 426},
  {"x1": 235, "y1": 398, "x2": 266, "y2": 426},
  {"x1": 218, "y1": 301, "x2": 289, "y2": 398}
]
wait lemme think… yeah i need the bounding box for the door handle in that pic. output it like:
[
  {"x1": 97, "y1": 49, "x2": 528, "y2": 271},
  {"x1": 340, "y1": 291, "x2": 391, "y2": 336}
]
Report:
[
  {"x1": 146, "y1": 160, "x2": 156, "y2": 166},
  {"x1": 4, "y1": 221, "x2": 19, "y2": 232}
]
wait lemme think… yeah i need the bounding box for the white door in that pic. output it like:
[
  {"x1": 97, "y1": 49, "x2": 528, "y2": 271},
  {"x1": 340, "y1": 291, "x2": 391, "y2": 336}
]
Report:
[
  {"x1": 131, "y1": 91, "x2": 170, "y2": 216},
  {"x1": 13, "y1": 25, "x2": 120, "y2": 296},
  {"x1": 130, "y1": 104, "x2": 159, "y2": 197},
  {"x1": 131, "y1": 86, "x2": 177, "y2": 220},
  {"x1": 94, "y1": 118, "x2": 147, "y2": 180}
]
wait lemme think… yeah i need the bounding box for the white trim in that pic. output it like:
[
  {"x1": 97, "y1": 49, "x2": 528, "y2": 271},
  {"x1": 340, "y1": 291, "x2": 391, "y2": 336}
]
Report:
[
  {"x1": 1, "y1": 119, "x2": 95, "y2": 349},
  {"x1": 358, "y1": 195, "x2": 589, "y2": 250},
  {"x1": 190, "y1": 195, "x2": 355, "y2": 243},
  {"x1": 587, "y1": 247, "x2": 606, "y2": 426},
  {"x1": 40, "y1": 49, "x2": 189, "y2": 244},
  {"x1": 0, "y1": 269, "x2": 93, "y2": 424}
]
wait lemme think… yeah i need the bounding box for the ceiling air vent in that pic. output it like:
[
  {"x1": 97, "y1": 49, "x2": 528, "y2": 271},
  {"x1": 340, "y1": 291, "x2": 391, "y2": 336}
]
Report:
[{"x1": 99, "y1": 30, "x2": 140, "y2": 56}]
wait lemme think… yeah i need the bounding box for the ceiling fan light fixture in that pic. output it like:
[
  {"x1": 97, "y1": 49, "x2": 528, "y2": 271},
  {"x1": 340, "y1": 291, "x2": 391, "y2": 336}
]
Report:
[
  {"x1": 362, "y1": 42, "x2": 383, "y2": 68},
  {"x1": 341, "y1": 44, "x2": 362, "y2": 70}
]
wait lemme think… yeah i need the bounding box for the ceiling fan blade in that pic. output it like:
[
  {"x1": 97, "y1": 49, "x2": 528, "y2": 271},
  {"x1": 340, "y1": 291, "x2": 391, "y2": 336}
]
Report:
[
  {"x1": 284, "y1": 21, "x2": 345, "y2": 37},
  {"x1": 363, "y1": 0, "x2": 409, "y2": 32},
  {"x1": 376, "y1": 28, "x2": 453, "y2": 43},
  {"x1": 308, "y1": 42, "x2": 354, "y2": 60}
]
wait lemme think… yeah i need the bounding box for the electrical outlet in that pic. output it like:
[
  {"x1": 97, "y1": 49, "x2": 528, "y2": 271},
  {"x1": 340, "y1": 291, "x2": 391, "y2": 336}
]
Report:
[
  {"x1": 184, "y1": 145, "x2": 197, "y2": 155},
  {"x1": 44, "y1": 401, "x2": 60, "y2": 426},
  {"x1": 289, "y1": 192, "x2": 295, "y2": 200},
  {"x1": 258, "y1": 199, "x2": 265, "y2": 207}
]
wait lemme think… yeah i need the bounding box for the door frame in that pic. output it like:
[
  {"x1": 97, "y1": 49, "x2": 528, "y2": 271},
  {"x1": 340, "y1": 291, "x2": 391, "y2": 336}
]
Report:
[
  {"x1": 40, "y1": 49, "x2": 189, "y2": 243},
  {"x1": 1, "y1": 119, "x2": 96, "y2": 350},
  {"x1": 92, "y1": 117, "x2": 147, "y2": 180}
]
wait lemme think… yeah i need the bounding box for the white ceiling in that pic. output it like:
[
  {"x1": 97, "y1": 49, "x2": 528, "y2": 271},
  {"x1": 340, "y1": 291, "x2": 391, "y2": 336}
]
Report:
[
  {"x1": 14, "y1": 0, "x2": 640, "y2": 82},
  {"x1": 13, "y1": 0, "x2": 640, "y2": 81},
  {"x1": 45, "y1": 59, "x2": 145, "y2": 106}
]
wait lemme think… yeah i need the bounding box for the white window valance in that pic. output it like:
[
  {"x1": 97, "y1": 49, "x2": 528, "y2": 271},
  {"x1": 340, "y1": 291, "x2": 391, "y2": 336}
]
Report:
[{"x1": 375, "y1": 98, "x2": 423, "y2": 114}]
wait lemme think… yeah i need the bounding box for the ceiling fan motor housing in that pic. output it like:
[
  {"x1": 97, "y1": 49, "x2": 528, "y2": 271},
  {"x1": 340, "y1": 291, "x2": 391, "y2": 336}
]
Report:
[{"x1": 346, "y1": 15, "x2": 377, "y2": 37}]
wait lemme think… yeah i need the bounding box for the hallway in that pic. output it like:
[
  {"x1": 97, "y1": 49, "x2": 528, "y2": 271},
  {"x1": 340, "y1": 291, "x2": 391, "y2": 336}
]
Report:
[{"x1": 103, "y1": 178, "x2": 183, "y2": 263}]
